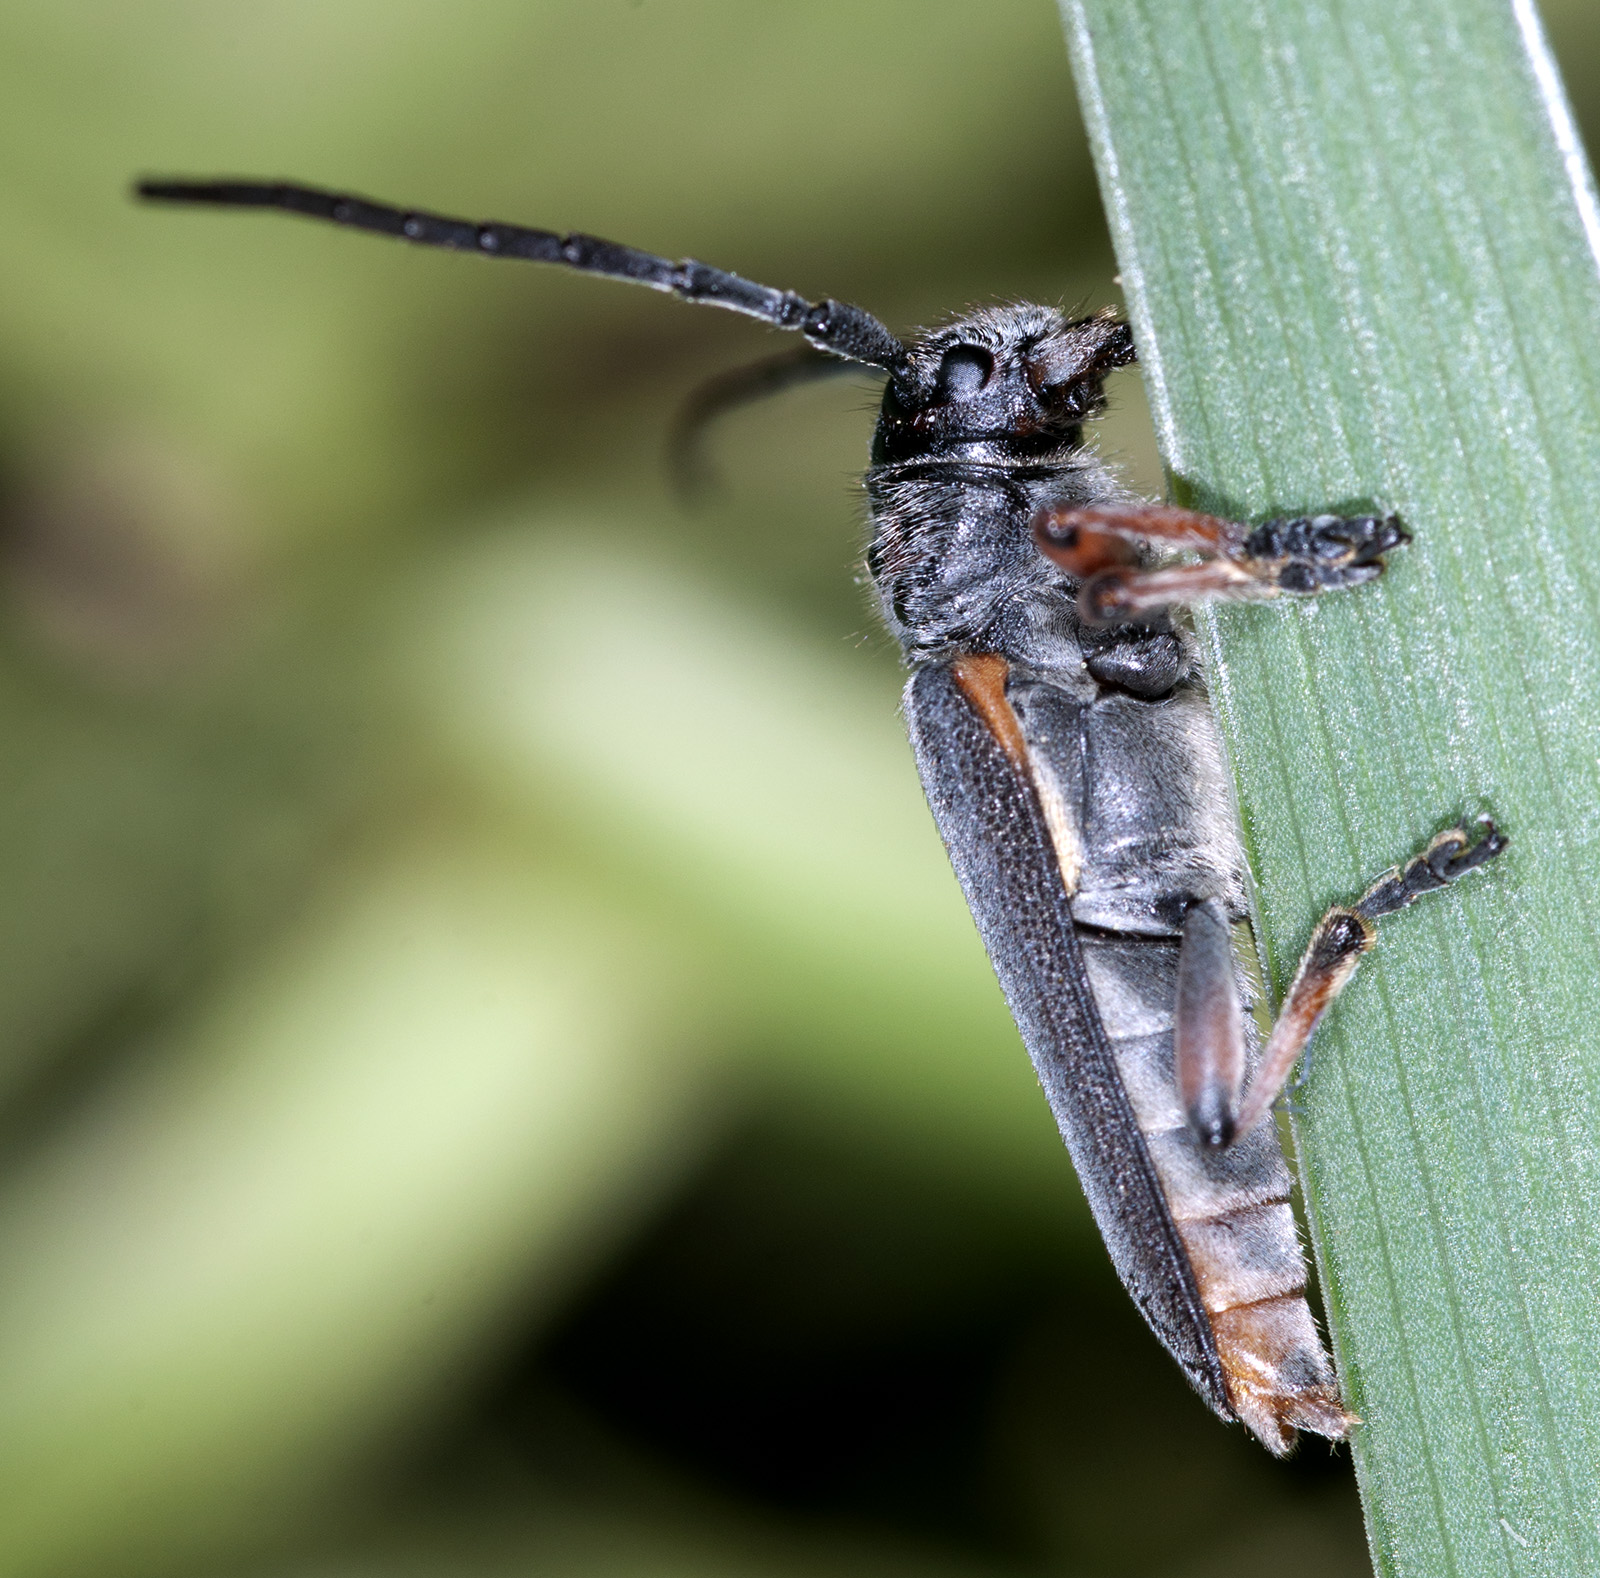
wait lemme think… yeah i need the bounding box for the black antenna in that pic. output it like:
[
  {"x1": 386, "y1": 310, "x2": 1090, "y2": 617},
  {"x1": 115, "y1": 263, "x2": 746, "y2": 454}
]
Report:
[
  {"x1": 669, "y1": 345, "x2": 877, "y2": 500},
  {"x1": 135, "y1": 178, "x2": 909, "y2": 375}
]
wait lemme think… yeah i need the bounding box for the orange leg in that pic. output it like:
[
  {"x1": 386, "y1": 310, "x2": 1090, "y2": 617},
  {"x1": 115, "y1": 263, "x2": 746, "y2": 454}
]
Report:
[
  {"x1": 1174, "y1": 822, "x2": 1507, "y2": 1149},
  {"x1": 1033, "y1": 501, "x2": 1410, "y2": 624}
]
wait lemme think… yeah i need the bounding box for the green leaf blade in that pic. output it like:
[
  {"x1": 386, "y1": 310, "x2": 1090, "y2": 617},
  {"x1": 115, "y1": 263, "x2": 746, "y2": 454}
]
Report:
[{"x1": 1063, "y1": 1, "x2": 1600, "y2": 1572}]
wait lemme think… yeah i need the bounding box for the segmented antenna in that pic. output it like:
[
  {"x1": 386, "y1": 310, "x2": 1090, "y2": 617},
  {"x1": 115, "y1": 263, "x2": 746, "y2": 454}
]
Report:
[
  {"x1": 669, "y1": 345, "x2": 875, "y2": 499},
  {"x1": 135, "y1": 179, "x2": 909, "y2": 375}
]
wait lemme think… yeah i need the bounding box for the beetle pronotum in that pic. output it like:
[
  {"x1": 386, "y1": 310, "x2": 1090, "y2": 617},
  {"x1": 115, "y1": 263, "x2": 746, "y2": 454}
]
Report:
[{"x1": 136, "y1": 178, "x2": 1505, "y2": 1453}]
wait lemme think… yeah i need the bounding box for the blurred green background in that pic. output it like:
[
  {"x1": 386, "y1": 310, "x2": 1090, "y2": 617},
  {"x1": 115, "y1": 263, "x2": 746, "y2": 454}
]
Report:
[{"x1": 0, "y1": 4, "x2": 1596, "y2": 1575}]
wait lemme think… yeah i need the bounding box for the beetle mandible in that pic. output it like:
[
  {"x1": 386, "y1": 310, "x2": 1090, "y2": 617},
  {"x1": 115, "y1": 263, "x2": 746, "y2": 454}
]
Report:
[{"x1": 136, "y1": 178, "x2": 1505, "y2": 1453}]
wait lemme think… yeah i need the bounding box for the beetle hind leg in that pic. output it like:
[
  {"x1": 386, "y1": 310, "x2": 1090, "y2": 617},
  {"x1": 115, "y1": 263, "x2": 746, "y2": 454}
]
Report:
[
  {"x1": 1353, "y1": 820, "x2": 1507, "y2": 919},
  {"x1": 1228, "y1": 820, "x2": 1506, "y2": 1143},
  {"x1": 1174, "y1": 898, "x2": 1248, "y2": 1148},
  {"x1": 1173, "y1": 821, "x2": 1502, "y2": 1452}
]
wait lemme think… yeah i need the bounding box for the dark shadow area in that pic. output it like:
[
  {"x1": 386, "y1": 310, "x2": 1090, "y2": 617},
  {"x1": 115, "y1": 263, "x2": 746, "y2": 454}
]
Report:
[{"x1": 427, "y1": 1109, "x2": 1369, "y2": 1577}]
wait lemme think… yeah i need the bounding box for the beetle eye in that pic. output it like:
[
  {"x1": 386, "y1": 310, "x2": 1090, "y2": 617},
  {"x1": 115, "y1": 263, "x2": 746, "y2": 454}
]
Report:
[{"x1": 934, "y1": 345, "x2": 994, "y2": 402}]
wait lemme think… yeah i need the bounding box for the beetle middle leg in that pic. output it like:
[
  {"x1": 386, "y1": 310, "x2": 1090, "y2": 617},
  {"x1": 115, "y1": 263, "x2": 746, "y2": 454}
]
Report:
[
  {"x1": 1176, "y1": 821, "x2": 1507, "y2": 1149},
  {"x1": 1031, "y1": 500, "x2": 1410, "y2": 624}
]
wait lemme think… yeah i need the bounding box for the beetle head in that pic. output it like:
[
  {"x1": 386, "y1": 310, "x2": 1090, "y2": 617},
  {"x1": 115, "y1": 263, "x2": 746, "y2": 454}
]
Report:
[{"x1": 871, "y1": 305, "x2": 1134, "y2": 467}]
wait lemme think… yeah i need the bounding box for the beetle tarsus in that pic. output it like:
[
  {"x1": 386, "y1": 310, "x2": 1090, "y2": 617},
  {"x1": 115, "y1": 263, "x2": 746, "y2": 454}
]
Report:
[
  {"x1": 1355, "y1": 819, "x2": 1506, "y2": 920},
  {"x1": 1243, "y1": 511, "x2": 1410, "y2": 595}
]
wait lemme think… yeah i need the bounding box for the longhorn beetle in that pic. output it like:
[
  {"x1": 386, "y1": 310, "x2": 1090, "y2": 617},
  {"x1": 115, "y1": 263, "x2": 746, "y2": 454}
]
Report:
[{"x1": 135, "y1": 178, "x2": 1505, "y2": 1454}]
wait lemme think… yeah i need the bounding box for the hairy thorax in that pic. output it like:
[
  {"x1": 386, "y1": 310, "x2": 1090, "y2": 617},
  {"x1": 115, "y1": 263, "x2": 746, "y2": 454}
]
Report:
[{"x1": 865, "y1": 450, "x2": 1123, "y2": 664}]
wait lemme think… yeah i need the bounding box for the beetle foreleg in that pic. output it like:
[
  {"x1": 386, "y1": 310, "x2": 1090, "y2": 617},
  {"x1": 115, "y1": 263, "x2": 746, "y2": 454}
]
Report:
[
  {"x1": 1034, "y1": 501, "x2": 1249, "y2": 558},
  {"x1": 1032, "y1": 501, "x2": 1411, "y2": 624},
  {"x1": 1229, "y1": 820, "x2": 1506, "y2": 1142},
  {"x1": 1079, "y1": 559, "x2": 1265, "y2": 623}
]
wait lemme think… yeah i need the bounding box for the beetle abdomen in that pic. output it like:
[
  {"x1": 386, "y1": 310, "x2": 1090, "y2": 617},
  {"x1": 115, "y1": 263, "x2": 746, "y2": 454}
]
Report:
[
  {"x1": 1079, "y1": 934, "x2": 1353, "y2": 1453},
  {"x1": 915, "y1": 652, "x2": 1353, "y2": 1453}
]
